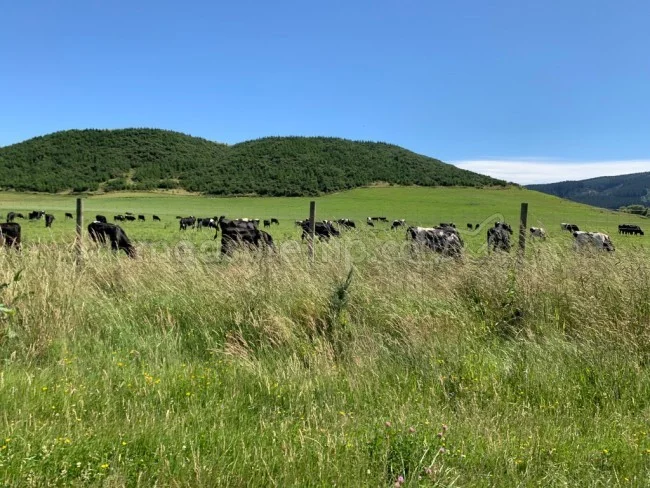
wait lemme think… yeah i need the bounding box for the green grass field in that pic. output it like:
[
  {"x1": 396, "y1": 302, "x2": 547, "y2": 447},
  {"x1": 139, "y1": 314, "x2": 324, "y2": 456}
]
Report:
[
  {"x1": 1, "y1": 187, "x2": 650, "y2": 486},
  {"x1": 1, "y1": 186, "x2": 648, "y2": 252}
]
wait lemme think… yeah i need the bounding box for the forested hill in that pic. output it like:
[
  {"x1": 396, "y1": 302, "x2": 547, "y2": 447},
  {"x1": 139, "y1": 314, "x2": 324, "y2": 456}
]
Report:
[
  {"x1": 528, "y1": 172, "x2": 650, "y2": 210},
  {"x1": 0, "y1": 129, "x2": 505, "y2": 195}
]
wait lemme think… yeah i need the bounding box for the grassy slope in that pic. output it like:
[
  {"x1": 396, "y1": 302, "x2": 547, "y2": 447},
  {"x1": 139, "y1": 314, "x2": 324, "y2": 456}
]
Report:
[{"x1": 1, "y1": 187, "x2": 650, "y2": 486}]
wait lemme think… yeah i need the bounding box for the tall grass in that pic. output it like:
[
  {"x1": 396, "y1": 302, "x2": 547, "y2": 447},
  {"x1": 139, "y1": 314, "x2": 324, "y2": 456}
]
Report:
[{"x1": 1, "y1": 239, "x2": 650, "y2": 486}]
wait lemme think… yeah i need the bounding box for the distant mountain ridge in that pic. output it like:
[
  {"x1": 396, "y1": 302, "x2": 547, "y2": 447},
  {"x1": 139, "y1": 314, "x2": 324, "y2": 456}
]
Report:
[
  {"x1": 0, "y1": 129, "x2": 505, "y2": 196},
  {"x1": 527, "y1": 172, "x2": 650, "y2": 209}
]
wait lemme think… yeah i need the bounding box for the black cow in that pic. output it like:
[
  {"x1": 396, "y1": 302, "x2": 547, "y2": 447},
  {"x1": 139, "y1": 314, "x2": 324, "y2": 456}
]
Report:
[
  {"x1": 95, "y1": 215, "x2": 108, "y2": 223},
  {"x1": 153, "y1": 215, "x2": 161, "y2": 222},
  {"x1": 45, "y1": 214, "x2": 55, "y2": 228},
  {"x1": 0, "y1": 223, "x2": 21, "y2": 249},
  {"x1": 138, "y1": 215, "x2": 145, "y2": 222},
  {"x1": 618, "y1": 224, "x2": 644, "y2": 235},
  {"x1": 29, "y1": 210, "x2": 45, "y2": 220},
  {"x1": 301, "y1": 220, "x2": 340, "y2": 240},
  {"x1": 65, "y1": 212, "x2": 73, "y2": 219},
  {"x1": 88, "y1": 222, "x2": 135, "y2": 257},
  {"x1": 125, "y1": 212, "x2": 134, "y2": 216},
  {"x1": 391, "y1": 219, "x2": 406, "y2": 230},
  {"x1": 487, "y1": 222, "x2": 514, "y2": 252},
  {"x1": 467, "y1": 223, "x2": 473, "y2": 230},
  {"x1": 475, "y1": 223, "x2": 480, "y2": 230},
  {"x1": 179, "y1": 216, "x2": 196, "y2": 230},
  {"x1": 125, "y1": 215, "x2": 136, "y2": 222},
  {"x1": 114, "y1": 215, "x2": 125, "y2": 221},
  {"x1": 263, "y1": 220, "x2": 271, "y2": 228},
  {"x1": 6, "y1": 212, "x2": 16, "y2": 222},
  {"x1": 271, "y1": 218, "x2": 279, "y2": 225},
  {"x1": 217, "y1": 218, "x2": 274, "y2": 255}
]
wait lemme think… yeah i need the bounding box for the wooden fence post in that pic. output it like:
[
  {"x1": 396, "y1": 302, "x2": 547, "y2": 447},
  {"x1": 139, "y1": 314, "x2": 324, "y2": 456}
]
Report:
[
  {"x1": 75, "y1": 197, "x2": 83, "y2": 262},
  {"x1": 308, "y1": 201, "x2": 316, "y2": 263},
  {"x1": 518, "y1": 202, "x2": 528, "y2": 258}
]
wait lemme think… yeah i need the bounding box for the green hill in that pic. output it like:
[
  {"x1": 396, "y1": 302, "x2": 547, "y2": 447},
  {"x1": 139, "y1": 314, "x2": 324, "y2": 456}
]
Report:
[
  {"x1": 0, "y1": 129, "x2": 505, "y2": 195},
  {"x1": 527, "y1": 172, "x2": 650, "y2": 210}
]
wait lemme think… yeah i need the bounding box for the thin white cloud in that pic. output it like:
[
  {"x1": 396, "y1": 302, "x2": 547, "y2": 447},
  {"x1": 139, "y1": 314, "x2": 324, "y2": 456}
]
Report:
[{"x1": 453, "y1": 160, "x2": 650, "y2": 185}]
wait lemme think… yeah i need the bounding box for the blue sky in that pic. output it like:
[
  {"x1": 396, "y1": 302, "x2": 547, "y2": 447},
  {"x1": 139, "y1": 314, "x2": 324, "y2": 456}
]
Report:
[{"x1": 2, "y1": 0, "x2": 649, "y2": 183}]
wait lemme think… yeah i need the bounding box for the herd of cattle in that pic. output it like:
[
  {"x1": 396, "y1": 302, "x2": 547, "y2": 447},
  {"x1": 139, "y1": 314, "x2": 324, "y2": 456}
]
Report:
[{"x1": 0, "y1": 210, "x2": 645, "y2": 257}]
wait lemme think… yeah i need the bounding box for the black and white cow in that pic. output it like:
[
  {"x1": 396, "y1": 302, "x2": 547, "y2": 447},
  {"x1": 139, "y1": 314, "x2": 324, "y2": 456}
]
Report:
[
  {"x1": 114, "y1": 215, "x2": 125, "y2": 222},
  {"x1": 561, "y1": 223, "x2": 580, "y2": 232},
  {"x1": 88, "y1": 222, "x2": 136, "y2": 257},
  {"x1": 573, "y1": 231, "x2": 615, "y2": 252},
  {"x1": 391, "y1": 219, "x2": 406, "y2": 230},
  {"x1": 367, "y1": 218, "x2": 374, "y2": 227},
  {"x1": 0, "y1": 222, "x2": 21, "y2": 249},
  {"x1": 407, "y1": 226, "x2": 463, "y2": 257},
  {"x1": 337, "y1": 218, "x2": 356, "y2": 229},
  {"x1": 29, "y1": 210, "x2": 45, "y2": 220},
  {"x1": 529, "y1": 227, "x2": 547, "y2": 240},
  {"x1": 487, "y1": 222, "x2": 514, "y2": 252}
]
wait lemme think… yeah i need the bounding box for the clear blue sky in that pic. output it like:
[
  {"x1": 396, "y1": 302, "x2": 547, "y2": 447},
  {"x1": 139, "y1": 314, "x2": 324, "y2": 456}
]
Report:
[{"x1": 2, "y1": 0, "x2": 649, "y2": 182}]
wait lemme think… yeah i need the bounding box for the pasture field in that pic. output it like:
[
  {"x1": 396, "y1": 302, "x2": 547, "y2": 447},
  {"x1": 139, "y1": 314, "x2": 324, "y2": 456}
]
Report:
[
  {"x1": 1, "y1": 187, "x2": 650, "y2": 486},
  {"x1": 0, "y1": 186, "x2": 648, "y2": 252}
]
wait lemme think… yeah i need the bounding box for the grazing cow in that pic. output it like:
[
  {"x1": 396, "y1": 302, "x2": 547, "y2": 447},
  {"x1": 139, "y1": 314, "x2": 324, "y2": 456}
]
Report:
[
  {"x1": 125, "y1": 212, "x2": 134, "y2": 216},
  {"x1": 487, "y1": 222, "x2": 514, "y2": 252},
  {"x1": 367, "y1": 218, "x2": 374, "y2": 227},
  {"x1": 467, "y1": 223, "x2": 473, "y2": 230},
  {"x1": 95, "y1": 215, "x2": 108, "y2": 224},
  {"x1": 65, "y1": 212, "x2": 73, "y2": 219},
  {"x1": 114, "y1": 215, "x2": 125, "y2": 222},
  {"x1": 337, "y1": 218, "x2": 356, "y2": 229},
  {"x1": 6, "y1": 212, "x2": 16, "y2": 222},
  {"x1": 391, "y1": 219, "x2": 406, "y2": 230},
  {"x1": 271, "y1": 218, "x2": 279, "y2": 225},
  {"x1": 529, "y1": 227, "x2": 547, "y2": 240},
  {"x1": 125, "y1": 215, "x2": 136, "y2": 222},
  {"x1": 15, "y1": 213, "x2": 25, "y2": 219},
  {"x1": 179, "y1": 216, "x2": 196, "y2": 230},
  {"x1": 300, "y1": 220, "x2": 340, "y2": 240},
  {"x1": 407, "y1": 226, "x2": 463, "y2": 257},
  {"x1": 0, "y1": 222, "x2": 21, "y2": 249},
  {"x1": 618, "y1": 224, "x2": 644, "y2": 235},
  {"x1": 88, "y1": 222, "x2": 136, "y2": 257},
  {"x1": 138, "y1": 215, "x2": 145, "y2": 222},
  {"x1": 153, "y1": 215, "x2": 161, "y2": 222},
  {"x1": 561, "y1": 223, "x2": 580, "y2": 232},
  {"x1": 475, "y1": 223, "x2": 480, "y2": 230},
  {"x1": 217, "y1": 217, "x2": 274, "y2": 255},
  {"x1": 45, "y1": 214, "x2": 55, "y2": 228},
  {"x1": 573, "y1": 231, "x2": 615, "y2": 252},
  {"x1": 29, "y1": 210, "x2": 45, "y2": 220},
  {"x1": 263, "y1": 219, "x2": 271, "y2": 228}
]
